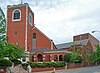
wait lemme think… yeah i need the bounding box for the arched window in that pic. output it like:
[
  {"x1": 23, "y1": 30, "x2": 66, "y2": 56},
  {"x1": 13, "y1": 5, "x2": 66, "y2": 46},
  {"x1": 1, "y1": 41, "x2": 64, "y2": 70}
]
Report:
[
  {"x1": 29, "y1": 13, "x2": 33, "y2": 25},
  {"x1": 37, "y1": 54, "x2": 43, "y2": 62},
  {"x1": 59, "y1": 55, "x2": 63, "y2": 61},
  {"x1": 33, "y1": 33, "x2": 36, "y2": 38},
  {"x1": 54, "y1": 55, "x2": 58, "y2": 61},
  {"x1": 12, "y1": 9, "x2": 21, "y2": 21}
]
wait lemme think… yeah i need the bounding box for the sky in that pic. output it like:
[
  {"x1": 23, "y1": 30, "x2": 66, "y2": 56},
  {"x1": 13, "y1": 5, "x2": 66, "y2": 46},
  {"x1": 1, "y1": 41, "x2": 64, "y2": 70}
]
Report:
[{"x1": 0, "y1": 0, "x2": 100, "y2": 44}]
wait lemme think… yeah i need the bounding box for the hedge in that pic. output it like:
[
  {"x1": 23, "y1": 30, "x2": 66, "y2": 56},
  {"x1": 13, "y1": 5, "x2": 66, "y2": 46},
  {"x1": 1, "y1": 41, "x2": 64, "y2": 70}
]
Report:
[
  {"x1": 0, "y1": 58, "x2": 12, "y2": 66},
  {"x1": 29, "y1": 62, "x2": 65, "y2": 68},
  {"x1": 11, "y1": 59, "x2": 21, "y2": 65}
]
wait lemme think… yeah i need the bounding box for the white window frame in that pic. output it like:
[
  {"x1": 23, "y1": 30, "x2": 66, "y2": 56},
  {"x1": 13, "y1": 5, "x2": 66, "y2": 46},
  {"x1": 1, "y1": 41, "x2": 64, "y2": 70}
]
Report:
[
  {"x1": 29, "y1": 13, "x2": 33, "y2": 25},
  {"x1": 12, "y1": 9, "x2": 21, "y2": 21}
]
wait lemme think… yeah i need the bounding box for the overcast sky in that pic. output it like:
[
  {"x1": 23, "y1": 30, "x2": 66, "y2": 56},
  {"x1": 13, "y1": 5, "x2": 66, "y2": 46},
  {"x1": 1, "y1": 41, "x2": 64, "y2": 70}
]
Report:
[{"x1": 0, "y1": 0, "x2": 100, "y2": 44}]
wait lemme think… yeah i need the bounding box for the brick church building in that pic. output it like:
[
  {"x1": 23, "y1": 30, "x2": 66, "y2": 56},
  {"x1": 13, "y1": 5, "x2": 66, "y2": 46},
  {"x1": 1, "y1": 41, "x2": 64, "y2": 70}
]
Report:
[
  {"x1": 7, "y1": 3, "x2": 70, "y2": 62},
  {"x1": 7, "y1": 3, "x2": 99, "y2": 62}
]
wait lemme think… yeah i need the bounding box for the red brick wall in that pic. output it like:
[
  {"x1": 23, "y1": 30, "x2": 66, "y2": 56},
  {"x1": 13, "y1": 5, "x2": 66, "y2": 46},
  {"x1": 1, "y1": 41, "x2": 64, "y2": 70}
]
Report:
[
  {"x1": 32, "y1": 67, "x2": 64, "y2": 72},
  {"x1": 89, "y1": 34, "x2": 99, "y2": 51},
  {"x1": 32, "y1": 28, "x2": 51, "y2": 50},
  {"x1": 73, "y1": 33, "x2": 89, "y2": 41},
  {"x1": 73, "y1": 33, "x2": 99, "y2": 52},
  {"x1": 7, "y1": 4, "x2": 27, "y2": 50},
  {"x1": 67, "y1": 63, "x2": 82, "y2": 69},
  {"x1": 27, "y1": 6, "x2": 34, "y2": 51},
  {"x1": 7, "y1": 4, "x2": 35, "y2": 51}
]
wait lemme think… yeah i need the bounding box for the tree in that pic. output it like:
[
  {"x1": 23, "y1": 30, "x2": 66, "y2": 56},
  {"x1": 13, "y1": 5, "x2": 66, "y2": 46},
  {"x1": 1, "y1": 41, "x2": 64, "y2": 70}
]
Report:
[
  {"x1": 64, "y1": 54, "x2": 71, "y2": 63},
  {"x1": 0, "y1": 7, "x2": 6, "y2": 41},
  {"x1": 66, "y1": 42, "x2": 82, "y2": 63},
  {"x1": 89, "y1": 51, "x2": 96, "y2": 64},
  {"x1": 0, "y1": 7, "x2": 24, "y2": 60},
  {"x1": 96, "y1": 45, "x2": 100, "y2": 64},
  {"x1": 90, "y1": 45, "x2": 100, "y2": 65},
  {"x1": 0, "y1": 41, "x2": 24, "y2": 60},
  {"x1": 70, "y1": 43, "x2": 79, "y2": 63},
  {"x1": 0, "y1": 58, "x2": 12, "y2": 67}
]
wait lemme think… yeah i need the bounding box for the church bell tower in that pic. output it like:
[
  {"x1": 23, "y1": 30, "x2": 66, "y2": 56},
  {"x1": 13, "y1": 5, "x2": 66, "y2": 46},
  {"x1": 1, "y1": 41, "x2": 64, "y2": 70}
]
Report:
[{"x1": 7, "y1": 3, "x2": 34, "y2": 51}]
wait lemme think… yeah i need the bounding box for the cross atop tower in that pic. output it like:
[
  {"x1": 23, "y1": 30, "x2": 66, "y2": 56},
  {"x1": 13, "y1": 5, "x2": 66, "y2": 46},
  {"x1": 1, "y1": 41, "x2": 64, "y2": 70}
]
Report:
[{"x1": 21, "y1": 0, "x2": 23, "y2": 4}]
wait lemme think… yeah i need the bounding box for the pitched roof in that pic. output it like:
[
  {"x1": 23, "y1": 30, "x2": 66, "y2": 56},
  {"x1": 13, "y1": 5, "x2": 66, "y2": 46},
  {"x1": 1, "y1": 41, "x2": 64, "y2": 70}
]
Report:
[
  {"x1": 31, "y1": 48, "x2": 49, "y2": 54},
  {"x1": 56, "y1": 39, "x2": 89, "y2": 49},
  {"x1": 56, "y1": 42, "x2": 72, "y2": 49},
  {"x1": 45, "y1": 49, "x2": 71, "y2": 53},
  {"x1": 30, "y1": 48, "x2": 71, "y2": 54}
]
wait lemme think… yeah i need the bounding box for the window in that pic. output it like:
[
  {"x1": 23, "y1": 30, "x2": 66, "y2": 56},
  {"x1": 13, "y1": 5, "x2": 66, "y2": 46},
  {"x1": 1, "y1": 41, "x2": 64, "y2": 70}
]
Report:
[
  {"x1": 33, "y1": 33, "x2": 36, "y2": 38},
  {"x1": 12, "y1": 9, "x2": 21, "y2": 21},
  {"x1": 15, "y1": 41, "x2": 19, "y2": 45},
  {"x1": 29, "y1": 13, "x2": 33, "y2": 25},
  {"x1": 14, "y1": 31, "x2": 17, "y2": 35},
  {"x1": 86, "y1": 48, "x2": 92, "y2": 53},
  {"x1": 80, "y1": 36, "x2": 82, "y2": 40}
]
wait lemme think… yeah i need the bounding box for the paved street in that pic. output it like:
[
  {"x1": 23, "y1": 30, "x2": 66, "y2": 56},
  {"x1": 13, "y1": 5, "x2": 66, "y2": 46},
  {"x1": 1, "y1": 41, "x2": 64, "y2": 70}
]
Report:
[{"x1": 34, "y1": 66, "x2": 100, "y2": 73}]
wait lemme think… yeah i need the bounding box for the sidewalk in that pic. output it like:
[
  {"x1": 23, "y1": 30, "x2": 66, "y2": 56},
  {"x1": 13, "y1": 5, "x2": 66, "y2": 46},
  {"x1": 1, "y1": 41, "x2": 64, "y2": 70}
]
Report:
[{"x1": 31, "y1": 66, "x2": 100, "y2": 73}]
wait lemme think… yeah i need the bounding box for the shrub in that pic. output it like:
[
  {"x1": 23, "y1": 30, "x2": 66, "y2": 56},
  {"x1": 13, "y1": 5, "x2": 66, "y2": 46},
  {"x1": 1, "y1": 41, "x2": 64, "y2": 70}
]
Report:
[
  {"x1": 45, "y1": 62, "x2": 52, "y2": 67},
  {"x1": 51, "y1": 62, "x2": 65, "y2": 67},
  {"x1": 0, "y1": 58, "x2": 12, "y2": 66},
  {"x1": 64, "y1": 54, "x2": 71, "y2": 63},
  {"x1": 29, "y1": 62, "x2": 38, "y2": 68},
  {"x1": 75, "y1": 59, "x2": 82, "y2": 63},
  {"x1": 11, "y1": 59, "x2": 21, "y2": 65},
  {"x1": 29, "y1": 62, "x2": 65, "y2": 68}
]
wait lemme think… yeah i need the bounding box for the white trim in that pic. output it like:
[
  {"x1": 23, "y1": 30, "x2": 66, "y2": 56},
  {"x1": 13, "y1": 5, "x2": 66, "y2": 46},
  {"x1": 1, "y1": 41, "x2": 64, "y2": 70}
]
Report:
[
  {"x1": 12, "y1": 9, "x2": 21, "y2": 21},
  {"x1": 51, "y1": 40, "x2": 53, "y2": 50},
  {"x1": 7, "y1": 3, "x2": 28, "y2": 8},
  {"x1": 43, "y1": 58, "x2": 45, "y2": 60},
  {"x1": 43, "y1": 55, "x2": 45, "y2": 57},
  {"x1": 6, "y1": 8, "x2": 8, "y2": 38},
  {"x1": 25, "y1": 4, "x2": 28, "y2": 51},
  {"x1": 45, "y1": 50, "x2": 72, "y2": 53},
  {"x1": 29, "y1": 13, "x2": 33, "y2": 25},
  {"x1": 34, "y1": 55, "x2": 36, "y2": 57}
]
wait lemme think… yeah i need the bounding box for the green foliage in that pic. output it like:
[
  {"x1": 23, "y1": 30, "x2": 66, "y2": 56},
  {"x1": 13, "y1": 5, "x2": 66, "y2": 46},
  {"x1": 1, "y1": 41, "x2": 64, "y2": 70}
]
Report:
[
  {"x1": 64, "y1": 42, "x2": 82, "y2": 63},
  {"x1": 69, "y1": 43, "x2": 82, "y2": 63},
  {"x1": 29, "y1": 62, "x2": 65, "y2": 68},
  {"x1": 29, "y1": 62, "x2": 38, "y2": 68},
  {"x1": 0, "y1": 9, "x2": 6, "y2": 41},
  {"x1": 90, "y1": 45, "x2": 100, "y2": 65},
  {"x1": 96, "y1": 45, "x2": 100, "y2": 63},
  {"x1": 0, "y1": 58, "x2": 12, "y2": 66},
  {"x1": 74, "y1": 59, "x2": 82, "y2": 63},
  {"x1": 64, "y1": 54, "x2": 71, "y2": 63},
  {"x1": 90, "y1": 51, "x2": 96, "y2": 64},
  {"x1": 11, "y1": 59, "x2": 21, "y2": 65},
  {"x1": 0, "y1": 41, "x2": 24, "y2": 60},
  {"x1": 52, "y1": 62, "x2": 65, "y2": 67}
]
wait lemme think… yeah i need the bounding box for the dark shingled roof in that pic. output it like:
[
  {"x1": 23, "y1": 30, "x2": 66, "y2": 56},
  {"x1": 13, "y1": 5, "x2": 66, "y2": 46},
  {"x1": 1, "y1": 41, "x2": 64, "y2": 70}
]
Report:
[
  {"x1": 31, "y1": 48, "x2": 71, "y2": 54},
  {"x1": 30, "y1": 39, "x2": 88, "y2": 54},
  {"x1": 45, "y1": 49, "x2": 71, "y2": 53},
  {"x1": 31, "y1": 48, "x2": 49, "y2": 53},
  {"x1": 56, "y1": 39, "x2": 88, "y2": 49}
]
